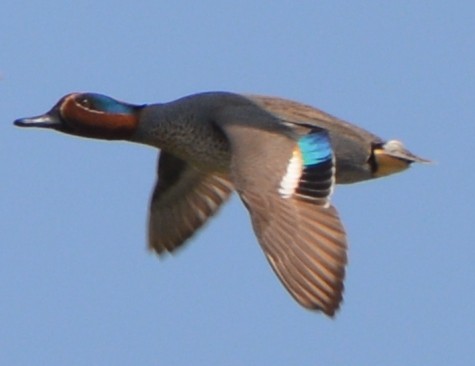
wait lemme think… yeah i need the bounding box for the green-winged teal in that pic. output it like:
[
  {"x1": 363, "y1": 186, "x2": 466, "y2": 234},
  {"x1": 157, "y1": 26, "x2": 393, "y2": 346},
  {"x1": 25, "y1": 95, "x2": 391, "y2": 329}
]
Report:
[{"x1": 14, "y1": 91, "x2": 428, "y2": 316}]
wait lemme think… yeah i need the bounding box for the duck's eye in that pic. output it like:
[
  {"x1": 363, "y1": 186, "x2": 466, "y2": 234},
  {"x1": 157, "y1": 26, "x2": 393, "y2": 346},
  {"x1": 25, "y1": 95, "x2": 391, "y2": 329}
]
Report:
[{"x1": 77, "y1": 97, "x2": 92, "y2": 109}]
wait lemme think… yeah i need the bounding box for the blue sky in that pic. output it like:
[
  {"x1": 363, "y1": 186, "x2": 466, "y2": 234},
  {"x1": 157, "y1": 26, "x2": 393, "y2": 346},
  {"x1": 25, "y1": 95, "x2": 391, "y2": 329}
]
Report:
[{"x1": 1, "y1": 1, "x2": 474, "y2": 365}]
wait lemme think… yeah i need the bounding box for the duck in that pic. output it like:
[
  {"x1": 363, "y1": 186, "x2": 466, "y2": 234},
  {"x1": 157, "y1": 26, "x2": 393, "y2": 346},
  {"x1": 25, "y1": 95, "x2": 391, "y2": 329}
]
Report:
[{"x1": 14, "y1": 91, "x2": 428, "y2": 316}]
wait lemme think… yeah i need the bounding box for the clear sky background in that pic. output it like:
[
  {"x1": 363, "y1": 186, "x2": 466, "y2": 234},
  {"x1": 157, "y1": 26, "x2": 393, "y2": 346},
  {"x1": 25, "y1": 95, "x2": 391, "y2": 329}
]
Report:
[{"x1": 1, "y1": 1, "x2": 474, "y2": 365}]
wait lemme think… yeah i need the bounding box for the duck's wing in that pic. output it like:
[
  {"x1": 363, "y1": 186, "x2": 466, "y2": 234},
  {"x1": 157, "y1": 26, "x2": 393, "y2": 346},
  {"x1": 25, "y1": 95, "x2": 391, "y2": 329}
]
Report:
[
  {"x1": 222, "y1": 123, "x2": 347, "y2": 316},
  {"x1": 148, "y1": 152, "x2": 234, "y2": 254}
]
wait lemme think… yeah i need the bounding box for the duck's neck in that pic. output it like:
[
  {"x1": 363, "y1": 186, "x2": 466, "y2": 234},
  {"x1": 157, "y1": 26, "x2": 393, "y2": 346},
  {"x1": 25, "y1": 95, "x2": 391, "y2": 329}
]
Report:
[{"x1": 132, "y1": 94, "x2": 233, "y2": 170}]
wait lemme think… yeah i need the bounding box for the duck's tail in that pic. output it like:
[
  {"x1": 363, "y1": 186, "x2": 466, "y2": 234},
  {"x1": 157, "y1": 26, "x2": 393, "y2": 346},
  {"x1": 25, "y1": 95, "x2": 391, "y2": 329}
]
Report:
[{"x1": 372, "y1": 140, "x2": 430, "y2": 178}]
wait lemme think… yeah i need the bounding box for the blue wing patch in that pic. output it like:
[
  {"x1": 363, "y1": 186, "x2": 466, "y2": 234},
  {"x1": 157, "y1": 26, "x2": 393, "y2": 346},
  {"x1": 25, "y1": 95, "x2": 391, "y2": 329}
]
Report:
[
  {"x1": 298, "y1": 129, "x2": 333, "y2": 166},
  {"x1": 296, "y1": 128, "x2": 335, "y2": 202}
]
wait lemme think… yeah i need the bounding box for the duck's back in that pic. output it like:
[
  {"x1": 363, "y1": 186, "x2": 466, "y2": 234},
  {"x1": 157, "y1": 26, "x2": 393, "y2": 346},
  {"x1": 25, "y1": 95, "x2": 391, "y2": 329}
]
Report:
[{"x1": 245, "y1": 95, "x2": 384, "y2": 183}]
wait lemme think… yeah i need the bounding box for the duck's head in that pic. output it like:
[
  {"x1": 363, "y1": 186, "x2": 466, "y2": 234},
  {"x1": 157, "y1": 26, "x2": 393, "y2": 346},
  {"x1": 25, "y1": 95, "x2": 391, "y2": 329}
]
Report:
[{"x1": 14, "y1": 93, "x2": 144, "y2": 140}]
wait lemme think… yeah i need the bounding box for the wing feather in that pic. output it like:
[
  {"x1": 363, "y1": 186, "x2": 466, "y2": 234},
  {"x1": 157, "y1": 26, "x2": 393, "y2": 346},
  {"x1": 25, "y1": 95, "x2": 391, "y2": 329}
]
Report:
[{"x1": 148, "y1": 152, "x2": 234, "y2": 254}]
